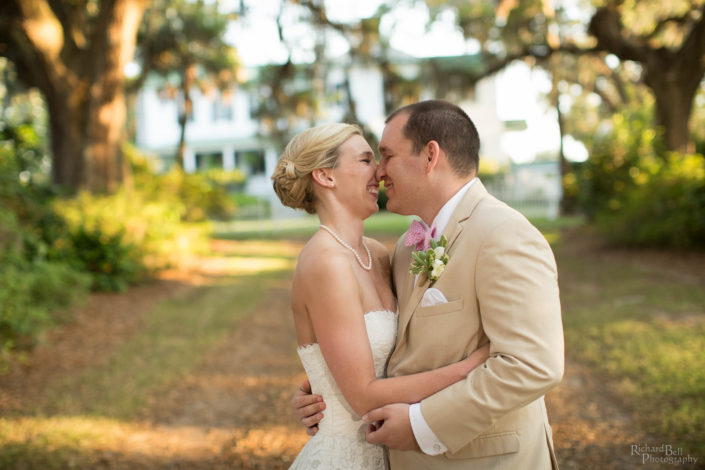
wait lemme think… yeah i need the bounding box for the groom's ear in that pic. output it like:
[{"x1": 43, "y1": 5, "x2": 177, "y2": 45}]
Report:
[
  {"x1": 312, "y1": 168, "x2": 336, "y2": 188},
  {"x1": 424, "y1": 140, "x2": 441, "y2": 174}
]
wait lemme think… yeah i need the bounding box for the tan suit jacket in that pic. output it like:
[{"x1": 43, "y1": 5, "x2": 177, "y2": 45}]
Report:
[{"x1": 387, "y1": 180, "x2": 564, "y2": 470}]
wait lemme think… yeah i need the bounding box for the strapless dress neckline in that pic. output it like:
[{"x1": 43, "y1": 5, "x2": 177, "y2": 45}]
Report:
[{"x1": 297, "y1": 309, "x2": 397, "y2": 351}]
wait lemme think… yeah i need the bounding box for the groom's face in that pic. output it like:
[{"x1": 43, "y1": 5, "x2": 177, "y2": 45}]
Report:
[{"x1": 377, "y1": 113, "x2": 427, "y2": 217}]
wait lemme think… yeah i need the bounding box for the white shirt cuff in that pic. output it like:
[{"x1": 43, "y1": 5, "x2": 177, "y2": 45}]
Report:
[{"x1": 409, "y1": 403, "x2": 448, "y2": 455}]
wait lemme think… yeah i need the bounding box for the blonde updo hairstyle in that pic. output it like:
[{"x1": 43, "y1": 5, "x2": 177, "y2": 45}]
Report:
[{"x1": 272, "y1": 123, "x2": 363, "y2": 214}]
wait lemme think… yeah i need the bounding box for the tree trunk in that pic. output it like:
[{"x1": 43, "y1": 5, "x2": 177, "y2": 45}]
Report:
[
  {"x1": 176, "y1": 72, "x2": 193, "y2": 170},
  {"x1": 645, "y1": 69, "x2": 698, "y2": 154},
  {"x1": 549, "y1": 70, "x2": 571, "y2": 215},
  {"x1": 176, "y1": 106, "x2": 188, "y2": 170},
  {"x1": 1, "y1": 0, "x2": 148, "y2": 193},
  {"x1": 587, "y1": 4, "x2": 705, "y2": 154},
  {"x1": 46, "y1": 83, "x2": 88, "y2": 189},
  {"x1": 83, "y1": 0, "x2": 146, "y2": 191}
]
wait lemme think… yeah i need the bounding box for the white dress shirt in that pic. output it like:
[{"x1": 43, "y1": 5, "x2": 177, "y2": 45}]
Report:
[{"x1": 408, "y1": 177, "x2": 476, "y2": 455}]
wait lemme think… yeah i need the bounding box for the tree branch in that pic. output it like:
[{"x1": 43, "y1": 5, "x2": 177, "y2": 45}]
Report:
[
  {"x1": 588, "y1": 6, "x2": 650, "y2": 63},
  {"x1": 476, "y1": 42, "x2": 602, "y2": 81},
  {"x1": 296, "y1": 0, "x2": 352, "y2": 36},
  {"x1": 677, "y1": 3, "x2": 705, "y2": 79},
  {"x1": 0, "y1": 0, "x2": 63, "y2": 92},
  {"x1": 645, "y1": 15, "x2": 691, "y2": 40},
  {"x1": 46, "y1": 0, "x2": 84, "y2": 52}
]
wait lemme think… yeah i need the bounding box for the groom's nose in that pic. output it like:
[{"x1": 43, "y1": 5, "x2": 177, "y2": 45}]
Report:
[{"x1": 375, "y1": 161, "x2": 385, "y2": 182}]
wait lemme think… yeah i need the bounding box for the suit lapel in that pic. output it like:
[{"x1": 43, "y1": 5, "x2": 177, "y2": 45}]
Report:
[
  {"x1": 393, "y1": 244, "x2": 414, "y2": 309},
  {"x1": 394, "y1": 180, "x2": 490, "y2": 352},
  {"x1": 398, "y1": 272, "x2": 430, "y2": 337},
  {"x1": 442, "y1": 179, "x2": 489, "y2": 253}
]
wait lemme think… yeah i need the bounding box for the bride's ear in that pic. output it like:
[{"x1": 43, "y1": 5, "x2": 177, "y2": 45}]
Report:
[{"x1": 312, "y1": 168, "x2": 336, "y2": 189}]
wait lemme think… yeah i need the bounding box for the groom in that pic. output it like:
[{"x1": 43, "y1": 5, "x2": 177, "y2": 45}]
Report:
[{"x1": 294, "y1": 100, "x2": 564, "y2": 469}]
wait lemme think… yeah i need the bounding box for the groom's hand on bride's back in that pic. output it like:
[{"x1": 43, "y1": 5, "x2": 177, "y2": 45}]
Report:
[{"x1": 291, "y1": 379, "x2": 325, "y2": 436}]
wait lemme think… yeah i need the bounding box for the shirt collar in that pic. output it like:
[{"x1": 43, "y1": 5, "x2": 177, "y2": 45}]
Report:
[{"x1": 430, "y1": 178, "x2": 476, "y2": 236}]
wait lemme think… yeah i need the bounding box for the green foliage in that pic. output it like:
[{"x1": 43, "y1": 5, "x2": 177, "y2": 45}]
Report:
[
  {"x1": 0, "y1": 113, "x2": 90, "y2": 360},
  {"x1": 0, "y1": 248, "x2": 90, "y2": 354},
  {"x1": 595, "y1": 154, "x2": 705, "y2": 248},
  {"x1": 0, "y1": 134, "x2": 212, "y2": 362},
  {"x1": 229, "y1": 192, "x2": 270, "y2": 220},
  {"x1": 575, "y1": 106, "x2": 661, "y2": 218},
  {"x1": 0, "y1": 151, "x2": 90, "y2": 365},
  {"x1": 148, "y1": 168, "x2": 240, "y2": 221},
  {"x1": 54, "y1": 183, "x2": 211, "y2": 288},
  {"x1": 126, "y1": 144, "x2": 242, "y2": 221},
  {"x1": 135, "y1": 0, "x2": 238, "y2": 83},
  {"x1": 172, "y1": 169, "x2": 241, "y2": 221},
  {"x1": 64, "y1": 227, "x2": 141, "y2": 292},
  {"x1": 572, "y1": 105, "x2": 705, "y2": 248},
  {"x1": 478, "y1": 158, "x2": 507, "y2": 186}
]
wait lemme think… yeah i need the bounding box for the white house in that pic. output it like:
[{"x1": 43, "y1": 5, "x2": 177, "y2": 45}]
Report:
[{"x1": 133, "y1": 54, "x2": 561, "y2": 219}]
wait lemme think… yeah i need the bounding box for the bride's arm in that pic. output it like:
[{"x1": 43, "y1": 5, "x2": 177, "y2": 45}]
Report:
[{"x1": 301, "y1": 253, "x2": 488, "y2": 417}]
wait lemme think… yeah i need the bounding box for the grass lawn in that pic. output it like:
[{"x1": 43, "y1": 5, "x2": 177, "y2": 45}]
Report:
[
  {"x1": 0, "y1": 243, "x2": 297, "y2": 469},
  {"x1": 214, "y1": 211, "x2": 584, "y2": 241},
  {"x1": 2, "y1": 214, "x2": 702, "y2": 466},
  {"x1": 213, "y1": 211, "x2": 415, "y2": 240},
  {"x1": 553, "y1": 229, "x2": 705, "y2": 455},
  {"x1": 217, "y1": 213, "x2": 705, "y2": 452}
]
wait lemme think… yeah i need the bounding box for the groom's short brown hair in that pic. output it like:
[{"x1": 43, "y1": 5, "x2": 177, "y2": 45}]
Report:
[{"x1": 386, "y1": 100, "x2": 480, "y2": 177}]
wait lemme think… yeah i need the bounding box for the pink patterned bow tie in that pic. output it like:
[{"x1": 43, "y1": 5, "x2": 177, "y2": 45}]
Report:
[{"x1": 405, "y1": 220, "x2": 436, "y2": 251}]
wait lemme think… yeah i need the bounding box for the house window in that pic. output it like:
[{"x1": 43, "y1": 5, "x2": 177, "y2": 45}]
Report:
[
  {"x1": 238, "y1": 150, "x2": 265, "y2": 175},
  {"x1": 196, "y1": 152, "x2": 223, "y2": 170},
  {"x1": 245, "y1": 92, "x2": 258, "y2": 119}
]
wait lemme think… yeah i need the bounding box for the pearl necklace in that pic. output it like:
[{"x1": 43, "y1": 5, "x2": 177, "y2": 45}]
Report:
[{"x1": 319, "y1": 224, "x2": 372, "y2": 271}]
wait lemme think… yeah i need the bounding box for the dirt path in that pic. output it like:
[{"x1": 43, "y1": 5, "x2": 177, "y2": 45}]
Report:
[{"x1": 2, "y1": 237, "x2": 700, "y2": 469}]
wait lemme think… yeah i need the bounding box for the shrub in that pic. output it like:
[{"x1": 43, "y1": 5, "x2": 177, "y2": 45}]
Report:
[
  {"x1": 54, "y1": 187, "x2": 210, "y2": 284},
  {"x1": 230, "y1": 193, "x2": 270, "y2": 219},
  {"x1": 65, "y1": 226, "x2": 142, "y2": 292},
  {"x1": 573, "y1": 103, "x2": 705, "y2": 249},
  {"x1": 0, "y1": 132, "x2": 91, "y2": 358},
  {"x1": 0, "y1": 207, "x2": 90, "y2": 365},
  {"x1": 595, "y1": 153, "x2": 705, "y2": 248},
  {"x1": 576, "y1": 109, "x2": 662, "y2": 219}
]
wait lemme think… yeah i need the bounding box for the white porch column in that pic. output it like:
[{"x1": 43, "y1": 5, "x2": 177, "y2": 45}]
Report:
[
  {"x1": 222, "y1": 146, "x2": 236, "y2": 171},
  {"x1": 264, "y1": 147, "x2": 278, "y2": 178},
  {"x1": 183, "y1": 148, "x2": 197, "y2": 173}
]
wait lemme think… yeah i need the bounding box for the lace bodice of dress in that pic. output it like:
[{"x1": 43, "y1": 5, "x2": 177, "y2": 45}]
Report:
[{"x1": 296, "y1": 310, "x2": 398, "y2": 437}]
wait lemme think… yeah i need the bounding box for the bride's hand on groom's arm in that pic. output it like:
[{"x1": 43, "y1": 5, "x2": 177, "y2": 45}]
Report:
[
  {"x1": 291, "y1": 379, "x2": 325, "y2": 436},
  {"x1": 363, "y1": 403, "x2": 420, "y2": 451}
]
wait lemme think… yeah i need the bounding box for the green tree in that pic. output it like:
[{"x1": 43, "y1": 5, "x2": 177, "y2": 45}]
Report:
[
  {"x1": 0, "y1": 0, "x2": 150, "y2": 192},
  {"x1": 422, "y1": 0, "x2": 705, "y2": 153},
  {"x1": 129, "y1": 0, "x2": 240, "y2": 169}
]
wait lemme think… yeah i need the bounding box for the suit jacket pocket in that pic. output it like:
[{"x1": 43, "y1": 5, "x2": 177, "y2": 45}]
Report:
[
  {"x1": 416, "y1": 298, "x2": 463, "y2": 317},
  {"x1": 445, "y1": 431, "x2": 520, "y2": 460}
]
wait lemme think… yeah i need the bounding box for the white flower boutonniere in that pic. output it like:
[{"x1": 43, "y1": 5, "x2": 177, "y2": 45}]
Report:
[{"x1": 410, "y1": 235, "x2": 450, "y2": 283}]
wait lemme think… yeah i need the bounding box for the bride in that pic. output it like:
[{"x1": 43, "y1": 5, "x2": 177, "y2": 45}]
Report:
[{"x1": 271, "y1": 123, "x2": 489, "y2": 470}]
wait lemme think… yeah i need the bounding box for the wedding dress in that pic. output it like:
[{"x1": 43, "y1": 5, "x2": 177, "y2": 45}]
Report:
[{"x1": 289, "y1": 310, "x2": 397, "y2": 470}]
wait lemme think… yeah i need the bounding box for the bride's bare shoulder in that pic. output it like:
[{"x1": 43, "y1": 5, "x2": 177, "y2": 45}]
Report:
[
  {"x1": 295, "y1": 234, "x2": 353, "y2": 282},
  {"x1": 364, "y1": 236, "x2": 390, "y2": 260}
]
